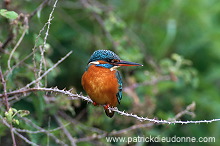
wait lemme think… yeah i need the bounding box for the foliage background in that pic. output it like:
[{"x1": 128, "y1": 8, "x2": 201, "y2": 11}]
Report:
[{"x1": 0, "y1": 0, "x2": 220, "y2": 145}]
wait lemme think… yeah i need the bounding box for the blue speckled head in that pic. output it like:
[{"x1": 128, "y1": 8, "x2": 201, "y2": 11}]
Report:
[{"x1": 88, "y1": 50, "x2": 120, "y2": 63}]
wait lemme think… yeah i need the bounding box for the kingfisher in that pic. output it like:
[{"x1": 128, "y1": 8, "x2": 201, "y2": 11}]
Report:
[{"x1": 81, "y1": 50, "x2": 142, "y2": 118}]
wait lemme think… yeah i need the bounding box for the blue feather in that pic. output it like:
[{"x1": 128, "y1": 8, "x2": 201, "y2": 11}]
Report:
[
  {"x1": 116, "y1": 71, "x2": 122, "y2": 104},
  {"x1": 96, "y1": 63, "x2": 114, "y2": 69},
  {"x1": 89, "y1": 50, "x2": 120, "y2": 63}
]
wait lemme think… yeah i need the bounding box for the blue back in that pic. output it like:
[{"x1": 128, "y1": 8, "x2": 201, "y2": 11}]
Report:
[{"x1": 116, "y1": 71, "x2": 123, "y2": 104}]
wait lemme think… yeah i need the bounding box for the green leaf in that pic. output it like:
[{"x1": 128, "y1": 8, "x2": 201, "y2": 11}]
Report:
[
  {"x1": 18, "y1": 110, "x2": 30, "y2": 117},
  {"x1": 13, "y1": 119, "x2": 20, "y2": 125},
  {"x1": 0, "y1": 9, "x2": 18, "y2": 19}
]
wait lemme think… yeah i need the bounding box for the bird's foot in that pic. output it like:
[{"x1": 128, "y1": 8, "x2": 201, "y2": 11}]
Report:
[
  {"x1": 103, "y1": 104, "x2": 110, "y2": 110},
  {"x1": 103, "y1": 104, "x2": 113, "y2": 114},
  {"x1": 93, "y1": 102, "x2": 98, "y2": 106}
]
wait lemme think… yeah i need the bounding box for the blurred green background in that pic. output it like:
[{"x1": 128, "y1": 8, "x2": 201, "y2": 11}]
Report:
[{"x1": 0, "y1": 0, "x2": 220, "y2": 145}]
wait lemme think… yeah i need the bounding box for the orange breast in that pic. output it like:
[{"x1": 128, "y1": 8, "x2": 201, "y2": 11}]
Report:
[{"x1": 81, "y1": 65, "x2": 119, "y2": 107}]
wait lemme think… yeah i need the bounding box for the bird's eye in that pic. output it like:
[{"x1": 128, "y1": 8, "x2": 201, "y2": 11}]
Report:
[
  {"x1": 105, "y1": 58, "x2": 112, "y2": 62},
  {"x1": 111, "y1": 59, "x2": 119, "y2": 63},
  {"x1": 105, "y1": 58, "x2": 119, "y2": 63}
]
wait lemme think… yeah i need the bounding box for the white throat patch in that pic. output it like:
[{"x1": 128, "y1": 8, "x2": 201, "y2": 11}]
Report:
[{"x1": 110, "y1": 66, "x2": 119, "y2": 71}]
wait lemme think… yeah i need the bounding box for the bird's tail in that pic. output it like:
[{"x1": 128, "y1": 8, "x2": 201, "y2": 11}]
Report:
[{"x1": 104, "y1": 108, "x2": 114, "y2": 118}]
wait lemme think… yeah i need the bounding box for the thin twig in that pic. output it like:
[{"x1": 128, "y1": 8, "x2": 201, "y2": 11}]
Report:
[
  {"x1": 58, "y1": 110, "x2": 105, "y2": 134},
  {"x1": 29, "y1": 0, "x2": 50, "y2": 19},
  {"x1": 4, "y1": 22, "x2": 49, "y2": 77},
  {"x1": 19, "y1": 116, "x2": 68, "y2": 146},
  {"x1": 75, "y1": 123, "x2": 154, "y2": 143},
  {"x1": 1, "y1": 0, "x2": 14, "y2": 50},
  {"x1": 0, "y1": 115, "x2": 39, "y2": 146},
  {"x1": 170, "y1": 102, "x2": 196, "y2": 120},
  {"x1": 1, "y1": 0, "x2": 49, "y2": 50},
  {"x1": 37, "y1": 0, "x2": 59, "y2": 87},
  {"x1": 124, "y1": 75, "x2": 171, "y2": 91},
  {"x1": 0, "y1": 68, "x2": 10, "y2": 110},
  {"x1": 7, "y1": 15, "x2": 29, "y2": 72},
  {"x1": 0, "y1": 31, "x2": 14, "y2": 50},
  {"x1": 21, "y1": 50, "x2": 73, "y2": 89},
  {"x1": 54, "y1": 115, "x2": 77, "y2": 146},
  {"x1": 5, "y1": 2, "x2": 54, "y2": 76},
  {"x1": 0, "y1": 68, "x2": 17, "y2": 146},
  {"x1": 80, "y1": 0, "x2": 117, "y2": 50},
  {"x1": 14, "y1": 123, "x2": 70, "y2": 134},
  {"x1": 32, "y1": 21, "x2": 50, "y2": 82},
  {"x1": 0, "y1": 87, "x2": 92, "y2": 101},
  {"x1": 110, "y1": 107, "x2": 220, "y2": 124}
]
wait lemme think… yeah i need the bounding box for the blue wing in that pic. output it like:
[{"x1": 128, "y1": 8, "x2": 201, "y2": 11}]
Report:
[{"x1": 115, "y1": 71, "x2": 122, "y2": 104}]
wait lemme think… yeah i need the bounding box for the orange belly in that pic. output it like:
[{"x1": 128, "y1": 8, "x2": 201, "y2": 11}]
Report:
[{"x1": 81, "y1": 65, "x2": 119, "y2": 107}]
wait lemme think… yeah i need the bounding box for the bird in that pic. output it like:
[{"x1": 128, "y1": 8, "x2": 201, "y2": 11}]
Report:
[{"x1": 81, "y1": 50, "x2": 142, "y2": 118}]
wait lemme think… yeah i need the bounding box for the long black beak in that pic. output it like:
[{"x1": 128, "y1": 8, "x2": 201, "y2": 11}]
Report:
[{"x1": 114, "y1": 60, "x2": 143, "y2": 66}]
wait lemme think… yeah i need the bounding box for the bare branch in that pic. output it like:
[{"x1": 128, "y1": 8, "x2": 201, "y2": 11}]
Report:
[
  {"x1": 110, "y1": 107, "x2": 220, "y2": 124},
  {"x1": 169, "y1": 102, "x2": 196, "y2": 121},
  {"x1": 54, "y1": 115, "x2": 76, "y2": 146},
  {"x1": 29, "y1": 0, "x2": 50, "y2": 19},
  {"x1": 80, "y1": 0, "x2": 117, "y2": 50},
  {"x1": 1, "y1": 87, "x2": 219, "y2": 125},
  {"x1": 124, "y1": 75, "x2": 171, "y2": 91},
  {"x1": 75, "y1": 123, "x2": 154, "y2": 143},
  {"x1": 14, "y1": 123, "x2": 70, "y2": 134},
  {"x1": 4, "y1": 22, "x2": 48, "y2": 77},
  {"x1": 58, "y1": 110, "x2": 105, "y2": 134},
  {"x1": 0, "y1": 115, "x2": 39, "y2": 146},
  {"x1": 21, "y1": 50, "x2": 73, "y2": 89},
  {"x1": 37, "y1": 0, "x2": 59, "y2": 87},
  {"x1": 0, "y1": 68, "x2": 17, "y2": 146},
  {"x1": 0, "y1": 68, "x2": 10, "y2": 110},
  {"x1": 7, "y1": 15, "x2": 29, "y2": 71},
  {"x1": 19, "y1": 116, "x2": 68, "y2": 146}
]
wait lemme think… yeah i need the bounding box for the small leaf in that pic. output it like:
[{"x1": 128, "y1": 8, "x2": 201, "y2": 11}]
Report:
[
  {"x1": 0, "y1": 9, "x2": 18, "y2": 19},
  {"x1": 0, "y1": 9, "x2": 7, "y2": 13},
  {"x1": 8, "y1": 108, "x2": 14, "y2": 116},
  {"x1": 18, "y1": 110, "x2": 30, "y2": 117},
  {"x1": 172, "y1": 53, "x2": 182, "y2": 62},
  {"x1": 4, "y1": 111, "x2": 10, "y2": 119},
  {"x1": 12, "y1": 108, "x2": 18, "y2": 113},
  {"x1": 13, "y1": 119, "x2": 20, "y2": 125},
  {"x1": 4, "y1": 110, "x2": 12, "y2": 123}
]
